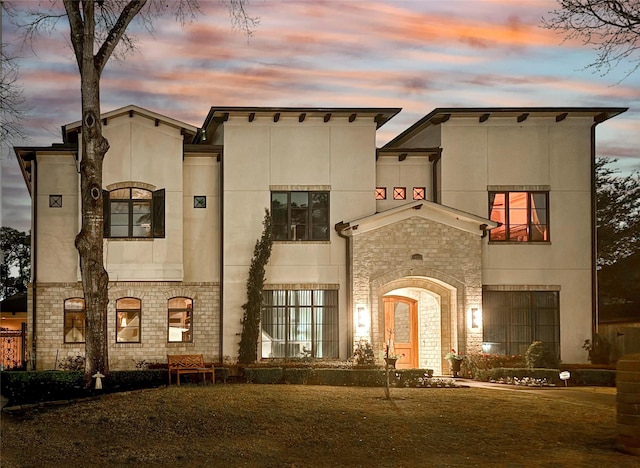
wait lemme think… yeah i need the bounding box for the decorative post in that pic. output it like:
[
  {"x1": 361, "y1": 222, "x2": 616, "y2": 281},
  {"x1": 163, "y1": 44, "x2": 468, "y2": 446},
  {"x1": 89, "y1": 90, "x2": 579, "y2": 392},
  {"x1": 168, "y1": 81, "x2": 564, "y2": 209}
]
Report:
[
  {"x1": 92, "y1": 371, "x2": 105, "y2": 390},
  {"x1": 384, "y1": 344, "x2": 391, "y2": 400}
]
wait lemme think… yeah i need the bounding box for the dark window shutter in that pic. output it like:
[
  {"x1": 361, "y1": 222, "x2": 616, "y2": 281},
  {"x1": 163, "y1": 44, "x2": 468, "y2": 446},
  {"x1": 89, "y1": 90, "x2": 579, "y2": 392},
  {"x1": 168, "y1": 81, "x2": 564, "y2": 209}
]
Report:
[
  {"x1": 152, "y1": 189, "x2": 165, "y2": 238},
  {"x1": 103, "y1": 190, "x2": 111, "y2": 238}
]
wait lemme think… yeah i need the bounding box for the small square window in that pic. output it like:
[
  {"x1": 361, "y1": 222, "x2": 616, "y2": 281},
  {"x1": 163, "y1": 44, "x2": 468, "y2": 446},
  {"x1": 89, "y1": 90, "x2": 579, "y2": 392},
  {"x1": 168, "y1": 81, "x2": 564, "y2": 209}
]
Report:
[
  {"x1": 413, "y1": 187, "x2": 426, "y2": 200},
  {"x1": 375, "y1": 187, "x2": 387, "y2": 200},
  {"x1": 393, "y1": 187, "x2": 406, "y2": 200},
  {"x1": 49, "y1": 195, "x2": 62, "y2": 208},
  {"x1": 194, "y1": 196, "x2": 206, "y2": 208}
]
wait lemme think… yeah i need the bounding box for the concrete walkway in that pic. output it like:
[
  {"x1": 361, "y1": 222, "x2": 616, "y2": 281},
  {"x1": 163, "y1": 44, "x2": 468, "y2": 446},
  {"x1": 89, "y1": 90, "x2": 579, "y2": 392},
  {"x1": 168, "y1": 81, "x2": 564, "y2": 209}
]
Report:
[{"x1": 458, "y1": 378, "x2": 617, "y2": 407}]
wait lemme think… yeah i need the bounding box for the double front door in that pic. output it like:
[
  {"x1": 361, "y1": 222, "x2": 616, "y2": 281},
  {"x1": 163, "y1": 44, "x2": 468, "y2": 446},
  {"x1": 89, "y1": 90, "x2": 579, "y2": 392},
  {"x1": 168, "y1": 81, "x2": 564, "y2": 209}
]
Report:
[{"x1": 383, "y1": 296, "x2": 418, "y2": 369}]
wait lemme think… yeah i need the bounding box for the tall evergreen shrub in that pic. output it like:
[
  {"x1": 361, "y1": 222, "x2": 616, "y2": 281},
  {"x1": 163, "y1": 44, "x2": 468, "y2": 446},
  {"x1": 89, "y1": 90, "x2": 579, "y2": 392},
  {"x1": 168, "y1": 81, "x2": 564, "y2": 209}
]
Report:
[{"x1": 238, "y1": 210, "x2": 273, "y2": 364}]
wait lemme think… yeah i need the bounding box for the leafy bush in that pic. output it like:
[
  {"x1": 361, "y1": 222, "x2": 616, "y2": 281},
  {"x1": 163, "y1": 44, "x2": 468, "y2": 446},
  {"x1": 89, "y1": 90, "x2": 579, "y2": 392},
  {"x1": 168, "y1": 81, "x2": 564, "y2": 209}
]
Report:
[
  {"x1": 242, "y1": 368, "x2": 437, "y2": 387},
  {"x1": 472, "y1": 367, "x2": 615, "y2": 387},
  {"x1": 474, "y1": 368, "x2": 562, "y2": 384},
  {"x1": 1, "y1": 371, "x2": 87, "y2": 406},
  {"x1": 282, "y1": 368, "x2": 312, "y2": 384},
  {"x1": 245, "y1": 367, "x2": 284, "y2": 384},
  {"x1": 1, "y1": 370, "x2": 167, "y2": 406},
  {"x1": 463, "y1": 353, "x2": 525, "y2": 378},
  {"x1": 308, "y1": 369, "x2": 385, "y2": 387},
  {"x1": 351, "y1": 340, "x2": 376, "y2": 366},
  {"x1": 582, "y1": 334, "x2": 611, "y2": 365},
  {"x1": 525, "y1": 341, "x2": 559, "y2": 369},
  {"x1": 57, "y1": 354, "x2": 85, "y2": 371},
  {"x1": 573, "y1": 369, "x2": 615, "y2": 386},
  {"x1": 396, "y1": 369, "x2": 435, "y2": 387}
]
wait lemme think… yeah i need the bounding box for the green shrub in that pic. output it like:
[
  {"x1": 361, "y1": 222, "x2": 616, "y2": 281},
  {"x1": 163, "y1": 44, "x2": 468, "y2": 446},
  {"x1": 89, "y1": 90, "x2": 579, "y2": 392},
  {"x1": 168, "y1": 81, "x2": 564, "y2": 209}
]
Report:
[
  {"x1": 309, "y1": 369, "x2": 386, "y2": 387},
  {"x1": 525, "y1": 341, "x2": 559, "y2": 369},
  {"x1": 473, "y1": 367, "x2": 615, "y2": 387},
  {"x1": 1, "y1": 370, "x2": 167, "y2": 406},
  {"x1": 215, "y1": 367, "x2": 231, "y2": 382},
  {"x1": 57, "y1": 354, "x2": 86, "y2": 371},
  {"x1": 351, "y1": 340, "x2": 376, "y2": 366},
  {"x1": 244, "y1": 367, "x2": 284, "y2": 384},
  {"x1": 475, "y1": 368, "x2": 562, "y2": 384},
  {"x1": 282, "y1": 368, "x2": 312, "y2": 384},
  {"x1": 1, "y1": 371, "x2": 87, "y2": 406},
  {"x1": 396, "y1": 369, "x2": 435, "y2": 387},
  {"x1": 573, "y1": 369, "x2": 615, "y2": 386},
  {"x1": 582, "y1": 334, "x2": 611, "y2": 365},
  {"x1": 108, "y1": 370, "x2": 166, "y2": 391},
  {"x1": 463, "y1": 353, "x2": 525, "y2": 378}
]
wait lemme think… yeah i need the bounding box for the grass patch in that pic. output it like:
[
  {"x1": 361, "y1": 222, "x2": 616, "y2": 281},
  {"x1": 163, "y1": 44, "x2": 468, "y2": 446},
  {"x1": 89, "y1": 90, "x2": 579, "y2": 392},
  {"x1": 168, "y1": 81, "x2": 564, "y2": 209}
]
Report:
[{"x1": 1, "y1": 385, "x2": 635, "y2": 467}]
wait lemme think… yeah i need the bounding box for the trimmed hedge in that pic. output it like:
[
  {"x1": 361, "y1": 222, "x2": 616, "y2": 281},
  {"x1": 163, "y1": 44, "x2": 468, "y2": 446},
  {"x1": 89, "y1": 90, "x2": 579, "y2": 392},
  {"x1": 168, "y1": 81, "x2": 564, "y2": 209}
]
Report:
[
  {"x1": 244, "y1": 367, "x2": 435, "y2": 387},
  {"x1": 1, "y1": 370, "x2": 167, "y2": 406},
  {"x1": 473, "y1": 367, "x2": 616, "y2": 387}
]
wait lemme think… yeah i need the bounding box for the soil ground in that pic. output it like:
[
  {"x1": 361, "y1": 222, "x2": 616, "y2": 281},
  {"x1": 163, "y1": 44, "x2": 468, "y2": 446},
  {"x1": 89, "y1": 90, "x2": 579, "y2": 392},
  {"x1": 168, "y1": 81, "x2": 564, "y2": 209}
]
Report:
[{"x1": 1, "y1": 383, "x2": 636, "y2": 467}]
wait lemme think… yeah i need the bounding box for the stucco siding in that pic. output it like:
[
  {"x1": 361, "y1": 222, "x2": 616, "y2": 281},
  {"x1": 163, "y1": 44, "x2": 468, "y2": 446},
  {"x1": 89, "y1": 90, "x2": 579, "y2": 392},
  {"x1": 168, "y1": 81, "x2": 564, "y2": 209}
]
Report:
[{"x1": 35, "y1": 154, "x2": 80, "y2": 283}]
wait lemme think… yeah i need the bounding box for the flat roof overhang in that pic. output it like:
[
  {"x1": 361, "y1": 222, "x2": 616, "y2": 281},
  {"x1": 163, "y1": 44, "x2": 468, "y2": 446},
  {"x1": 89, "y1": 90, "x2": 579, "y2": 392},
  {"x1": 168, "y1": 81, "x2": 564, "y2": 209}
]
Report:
[
  {"x1": 384, "y1": 107, "x2": 629, "y2": 148},
  {"x1": 14, "y1": 144, "x2": 78, "y2": 195},
  {"x1": 198, "y1": 106, "x2": 402, "y2": 144}
]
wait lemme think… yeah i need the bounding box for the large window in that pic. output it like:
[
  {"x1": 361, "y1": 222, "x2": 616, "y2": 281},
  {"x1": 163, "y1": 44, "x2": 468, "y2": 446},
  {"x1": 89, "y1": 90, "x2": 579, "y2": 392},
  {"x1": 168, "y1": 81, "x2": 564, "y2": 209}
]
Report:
[
  {"x1": 116, "y1": 297, "x2": 141, "y2": 343},
  {"x1": 489, "y1": 191, "x2": 549, "y2": 242},
  {"x1": 261, "y1": 290, "x2": 338, "y2": 359},
  {"x1": 271, "y1": 191, "x2": 329, "y2": 241},
  {"x1": 168, "y1": 297, "x2": 193, "y2": 342},
  {"x1": 64, "y1": 298, "x2": 86, "y2": 343},
  {"x1": 482, "y1": 291, "x2": 559, "y2": 358},
  {"x1": 103, "y1": 187, "x2": 165, "y2": 238}
]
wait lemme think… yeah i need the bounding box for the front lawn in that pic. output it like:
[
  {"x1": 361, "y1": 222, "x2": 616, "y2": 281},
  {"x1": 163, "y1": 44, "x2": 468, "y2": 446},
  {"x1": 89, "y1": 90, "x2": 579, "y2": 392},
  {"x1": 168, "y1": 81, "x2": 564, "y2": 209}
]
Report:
[{"x1": 1, "y1": 384, "x2": 636, "y2": 467}]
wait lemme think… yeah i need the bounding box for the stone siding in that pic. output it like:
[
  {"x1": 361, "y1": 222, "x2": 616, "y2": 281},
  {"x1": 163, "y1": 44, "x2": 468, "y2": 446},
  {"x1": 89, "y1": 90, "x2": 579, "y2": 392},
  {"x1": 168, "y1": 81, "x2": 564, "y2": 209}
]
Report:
[
  {"x1": 31, "y1": 282, "x2": 219, "y2": 370},
  {"x1": 352, "y1": 216, "x2": 483, "y2": 373}
]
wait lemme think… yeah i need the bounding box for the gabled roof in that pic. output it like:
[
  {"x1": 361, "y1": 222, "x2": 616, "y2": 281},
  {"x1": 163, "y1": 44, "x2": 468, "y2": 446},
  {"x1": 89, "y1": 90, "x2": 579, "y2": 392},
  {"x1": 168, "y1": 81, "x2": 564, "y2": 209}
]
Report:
[
  {"x1": 384, "y1": 107, "x2": 628, "y2": 148},
  {"x1": 63, "y1": 104, "x2": 198, "y2": 144},
  {"x1": 337, "y1": 200, "x2": 498, "y2": 237},
  {"x1": 198, "y1": 106, "x2": 402, "y2": 144}
]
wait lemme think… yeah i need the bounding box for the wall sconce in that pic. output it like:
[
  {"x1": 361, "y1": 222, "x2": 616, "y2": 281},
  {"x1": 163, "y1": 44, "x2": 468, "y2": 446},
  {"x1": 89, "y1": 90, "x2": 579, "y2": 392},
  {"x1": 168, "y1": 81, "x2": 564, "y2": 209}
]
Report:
[
  {"x1": 357, "y1": 306, "x2": 366, "y2": 328},
  {"x1": 471, "y1": 308, "x2": 481, "y2": 329}
]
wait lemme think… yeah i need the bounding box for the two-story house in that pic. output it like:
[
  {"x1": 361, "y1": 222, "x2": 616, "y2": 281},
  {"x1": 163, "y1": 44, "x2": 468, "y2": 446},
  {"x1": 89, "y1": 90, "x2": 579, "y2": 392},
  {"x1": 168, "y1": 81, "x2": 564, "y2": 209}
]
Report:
[{"x1": 15, "y1": 104, "x2": 626, "y2": 374}]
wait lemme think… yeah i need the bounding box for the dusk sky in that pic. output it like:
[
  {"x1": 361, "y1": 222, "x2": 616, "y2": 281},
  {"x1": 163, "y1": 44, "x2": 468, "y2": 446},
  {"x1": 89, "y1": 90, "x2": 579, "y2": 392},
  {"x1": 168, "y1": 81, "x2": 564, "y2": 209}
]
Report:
[{"x1": 1, "y1": 0, "x2": 638, "y2": 233}]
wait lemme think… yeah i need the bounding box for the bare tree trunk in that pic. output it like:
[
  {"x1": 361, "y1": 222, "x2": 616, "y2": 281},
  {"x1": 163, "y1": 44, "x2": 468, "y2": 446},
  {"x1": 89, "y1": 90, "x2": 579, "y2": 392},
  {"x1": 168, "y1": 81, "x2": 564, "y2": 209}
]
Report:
[
  {"x1": 67, "y1": 0, "x2": 112, "y2": 386},
  {"x1": 75, "y1": 79, "x2": 110, "y2": 386}
]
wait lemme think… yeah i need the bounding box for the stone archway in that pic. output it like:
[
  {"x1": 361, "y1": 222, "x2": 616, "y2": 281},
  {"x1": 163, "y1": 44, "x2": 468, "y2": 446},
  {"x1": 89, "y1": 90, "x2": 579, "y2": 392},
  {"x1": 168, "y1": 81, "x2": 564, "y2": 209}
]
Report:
[{"x1": 370, "y1": 270, "x2": 463, "y2": 374}]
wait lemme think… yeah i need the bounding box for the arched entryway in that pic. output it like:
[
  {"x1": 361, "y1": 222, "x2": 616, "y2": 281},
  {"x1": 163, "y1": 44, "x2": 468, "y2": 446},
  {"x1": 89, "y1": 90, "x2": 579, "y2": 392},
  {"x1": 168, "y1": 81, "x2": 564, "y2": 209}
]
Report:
[{"x1": 373, "y1": 274, "x2": 462, "y2": 375}]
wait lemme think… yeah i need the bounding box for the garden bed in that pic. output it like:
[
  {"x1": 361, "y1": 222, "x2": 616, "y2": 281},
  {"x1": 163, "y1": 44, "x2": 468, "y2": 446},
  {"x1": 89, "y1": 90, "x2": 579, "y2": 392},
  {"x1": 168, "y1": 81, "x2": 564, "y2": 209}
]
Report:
[{"x1": 473, "y1": 367, "x2": 616, "y2": 387}]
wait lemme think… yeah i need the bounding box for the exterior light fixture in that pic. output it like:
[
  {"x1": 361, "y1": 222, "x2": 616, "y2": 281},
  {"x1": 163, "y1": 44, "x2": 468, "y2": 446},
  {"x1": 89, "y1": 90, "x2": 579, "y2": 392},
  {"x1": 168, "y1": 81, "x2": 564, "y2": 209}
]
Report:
[
  {"x1": 471, "y1": 308, "x2": 481, "y2": 329},
  {"x1": 357, "y1": 306, "x2": 366, "y2": 328}
]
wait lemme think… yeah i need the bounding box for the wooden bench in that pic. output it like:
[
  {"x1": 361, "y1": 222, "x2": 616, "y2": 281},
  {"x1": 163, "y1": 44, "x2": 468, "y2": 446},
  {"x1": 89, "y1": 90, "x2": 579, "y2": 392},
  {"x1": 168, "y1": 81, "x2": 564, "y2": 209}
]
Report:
[{"x1": 167, "y1": 354, "x2": 215, "y2": 385}]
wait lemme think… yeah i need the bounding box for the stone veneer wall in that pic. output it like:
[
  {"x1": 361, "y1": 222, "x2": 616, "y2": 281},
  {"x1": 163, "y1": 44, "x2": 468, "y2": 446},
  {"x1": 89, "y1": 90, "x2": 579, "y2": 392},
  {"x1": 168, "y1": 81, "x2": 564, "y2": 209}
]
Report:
[
  {"x1": 352, "y1": 217, "x2": 483, "y2": 370},
  {"x1": 31, "y1": 281, "x2": 219, "y2": 370}
]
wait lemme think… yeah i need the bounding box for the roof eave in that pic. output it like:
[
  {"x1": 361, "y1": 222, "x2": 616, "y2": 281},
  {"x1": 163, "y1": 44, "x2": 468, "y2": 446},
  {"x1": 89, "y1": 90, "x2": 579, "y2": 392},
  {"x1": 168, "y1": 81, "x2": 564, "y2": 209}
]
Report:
[
  {"x1": 63, "y1": 104, "x2": 198, "y2": 143},
  {"x1": 384, "y1": 107, "x2": 629, "y2": 148},
  {"x1": 199, "y1": 106, "x2": 402, "y2": 143},
  {"x1": 342, "y1": 200, "x2": 498, "y2": 237}
]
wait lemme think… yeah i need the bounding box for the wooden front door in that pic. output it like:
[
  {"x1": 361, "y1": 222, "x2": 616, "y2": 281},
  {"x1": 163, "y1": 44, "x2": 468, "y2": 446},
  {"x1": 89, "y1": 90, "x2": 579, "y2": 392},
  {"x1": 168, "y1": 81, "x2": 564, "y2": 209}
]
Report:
[{"x1": 383, "y1": 296, "x2": 418, "y2": 368}]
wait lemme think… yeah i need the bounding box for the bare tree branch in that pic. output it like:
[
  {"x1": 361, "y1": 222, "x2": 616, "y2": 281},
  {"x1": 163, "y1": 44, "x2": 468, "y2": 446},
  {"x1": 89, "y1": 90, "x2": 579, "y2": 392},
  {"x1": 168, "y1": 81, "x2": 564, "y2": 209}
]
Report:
[
  {"x1": 543, "y1": 0, "x2": 640, "y2": 80},
  {"x1": 1, "y1": 1, "x2": 30, "y2": 158},
  {"x1": 12, "y1": 0, "x2": 256, "y2": 384}
]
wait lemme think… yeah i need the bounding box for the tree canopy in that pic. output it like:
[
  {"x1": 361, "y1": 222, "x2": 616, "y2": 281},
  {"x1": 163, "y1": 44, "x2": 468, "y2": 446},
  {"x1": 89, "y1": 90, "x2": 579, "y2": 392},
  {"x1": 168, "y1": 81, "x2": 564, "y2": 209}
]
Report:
[
  {"x1": 0, "y1": 227, "x2": 30, "y2": 300},
  {"x1": 596, "y1": 157, "x2": 640, "y2": 267}
]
